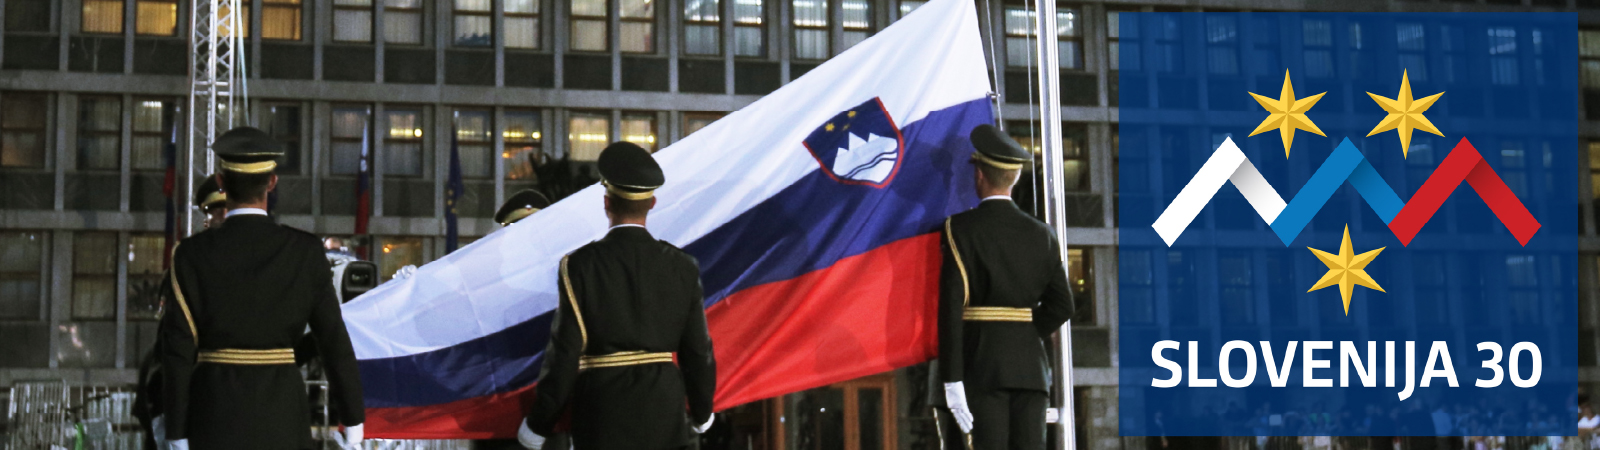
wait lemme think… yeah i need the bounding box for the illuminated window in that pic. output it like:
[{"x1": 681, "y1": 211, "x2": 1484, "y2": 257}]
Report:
[
  {"x1": 1589, "y1": 141, "x2": 1600, "y2": 201},
  {"x1": 898, "y1": 0, "x2": 924, "y2": 18},
  {"x1": 1004, "y1": 5, "x2": 1080, "y2": 69},
  {"x1": 454, "y1": 0, "x2": 492, "y2": 47},
  {"x1": 453, "y1": 109, "x2": 493, "y2": 178},
  {"x1": 0, "y1": 231, "x2": 45, "y2": 320},
  {"x1": 261, "y1": 0, "x2": 304, "y2": 40},
  {"x1": 621, "y1": 0, "x2": 655, "y2": 53},
  {"x1": 506, "y1": 0, "x2": 540, "y2": 48},
  {"x1": 1068, "y1": 248, "x2": 1093, "y2": 325},
  {"x1": 2, "y1": 93, "x2": 49, "y2": 168},
  {"x1": 568, "y1": 111, "x2": 610, "y2": 162},
  {"x1": 684, "y1": 112, "x2": 725, "y2": 136},
  {"x1": 385, "y1": 109, "x2": 424, "y2": 177},
  {"x1": 792, "y1": 0, "x2": 828, "y2": 60},
  {"x1": 385, "y1": 0, "x2": 425, "y2": 44},
  {"x1": 379, "y1": 236, "x2": 424, "y2": 281},
  {"x1": 131, "y1": 99, "x2": 176, "y2": 171},
  {"x1": 78, "y1": 97, "x2": 122, "y2": 171},
  {"x1": 840, "y1": 0, "x2": 871, "y2": 52},
  {"x1": 82, "y1": 0, "x2": 124, "y2": 34},
  {"x1": 504, "y1": 110, "x2": 543, "y2": 181},
  {"x1": 1582, "y1": 30, "x2": 1600, "y2": 93},
  {"x1": 684, "y1": 0, "x2": 720, "y2": 55},
  {"x1": 73, "y1": 232, "x2": 117, "y2": 320},
  {"x1": 126, "y1": 233, "x2": 164, "y2": 320},
  {"x1": 136, "y1": 0, "x2": 179, "y2": 36},
  {"x1": 733, "y1": 0, "x2": 763, "y2": 57},
  {"x1": 621, "y1": 113, "x2": 657, "y2": 151},
  {"x1": 571, "y1": 0, "x2": 608, "y2": 51},
  {"x1": 330, "y1": 106, "x2": 371, "y2": 176},
  {"x1": 1006, "y1": 121, "x2": 1089, "y2": 191},
  {"x1": 334, "y1": 0, "x2": 374, "y2": 42}
]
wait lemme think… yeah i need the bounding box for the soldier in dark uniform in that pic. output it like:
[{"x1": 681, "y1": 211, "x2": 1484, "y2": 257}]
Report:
[
  {"x1": 496, "y1": 189, "x2": 552, "y2": 226},
  {"x1": 938, "y1": 124, "x2": 1075, "y2": 450},
  {"x1": 159, "y1": 127, "x2": 366, "y2": 450},
  {"x1": 196, "y1": 175, "x2": 228, "y2": 229},
  {"x1": 518, "y1": 142, "x2": 717, "y2": 450}
]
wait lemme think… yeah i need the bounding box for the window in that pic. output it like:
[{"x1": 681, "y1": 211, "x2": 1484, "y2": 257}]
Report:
[
  {"x1": 1107, "y1": 9, "x2": 1135, "y2": 71},
  {"x1": 453, "y1": 109, "x2": 493, "y2": 178},
  {"x1": 899, "y1": 0, "x2": 925, "y2": 17},
  {"x1": 685, "y1": 0, "x2": 721, "y2": 55},
  {"x1": 1303, "y1": 19, "x2": 1333, "y2": 78},
  {"x1": 1583, "y1": 30, "x2": 1600, "y2": 95},
  {"x1": 262, "y1": 0, "x2": 304, "y2": 40},
  {"x1": 621, "y1": 112, "x2": 657, "y2": 151},
  {"x1": 1218, "y1": 250, "x2": 1253, "y2": 324},
  {"x1": 793, "y1": 0, "x2": 829, "y2": 60},
  {"x1": 131, "y1": 99, "x2": 176, "y2": 171},
  {"x1": 1488, "y1": 26, "x2": 1519, "y2": 86},
  {"x1": 334, "y1": 0, "x2": 374, "y2": 42},
  {"x1": 621, "y1": 0, "x2": 655, "y2": 53},
  {"x1": 506, "y1": 0, "x2": 540, "y2": 48},
  {"x1": 82, "y1": 0, "x2": 124, "y2": 34},
  {"x1": 684, "y1": 112, "x2": 725, "y2": 136},
  {"x1": 571, "y1": 0, "x2": 608, "y2": 51},
  {"x1": 1507, "y1": 255, "x2": 1540, "y2": 325},
  {"x1": 503, "y1": 110, "x2": 543, "y2": 182},
  {"x1": 331, "y1": 106, "x2": 371, "y2": 176},
  {"x1": 78, "y1": 97, "x2": 121, "y2": 171},
  {"x1": 733, "y1": 0, "x2": 764, "y2": 57},
  {"x1": 0, "y1": 231, "x2": 44, "y2": 319},
  {"x1": 1006, "y1": 121, "x2": 1088, "y2": 191},
  {"x1": 6, "y1": 0, "x2": 52, "y2": 33},
  {"x1": 380, "y1": 237, "x2": 424, "y2": 281},
  {"x1": 1205, "y1": 15, "x2": 1236, "y2": 75},
  {"x1": 2, "y1": 93, "x2": 49, "y2": 168},
  {"x1": 569, "y1": 111, "x2": 610, "y2": 161},
  {"x1": 73, "y1": 232, "x2": 117, "y2": 320},
  {"x1": 385, "y1": 109, "x2": 424, "y2": 177},
  {"x1": 127, "y1": 233, "x2": 164, "y2": 320},
  {"x1": 1120, "y1": 250, "x2": 1153, "y2": 324},
  {"x1": 840, "y1": 0, "x2": 871, "y2": 51},
  {"x1": 1067, "y1": 248, "x2": 1094, "y2": 325},
  {"x1": 263, "y1": 104, "x2": 303, "y2": 174},
  {"x1": 136, "y1": 0, "x2": 179, "y2": 36},
  {"x1": 1004, "y1": 6, "x2": 1080, "y2": 69},
  {"x1": 385, "y1": 0, "x2": 425, "y2": 44},
  {"x1": 454, "y1": 0, "x2": 492, "y2": 47},
  {"x1": 1397, "y1": 22, "x2": 1427, "y2": 80}
]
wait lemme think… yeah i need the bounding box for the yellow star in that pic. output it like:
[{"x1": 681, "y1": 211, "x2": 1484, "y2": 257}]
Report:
[
  {"x1": 1307, "y1": 225, "x2": 1386, "y2": 316},
  {"x1": 1365, "y1": 70, "x2": 1444, "y2": 158},
  {"x1": 1249, "y1": 70, "x2": 1327, "y2": 158}
]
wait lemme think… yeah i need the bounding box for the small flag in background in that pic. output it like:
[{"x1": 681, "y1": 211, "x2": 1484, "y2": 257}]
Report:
[
  {"x1": 445, "y1": 121, "x2": 464, "y2": 253},
  {"x1": 355, "y1": 115, "x2": 372, "y2": 259}
]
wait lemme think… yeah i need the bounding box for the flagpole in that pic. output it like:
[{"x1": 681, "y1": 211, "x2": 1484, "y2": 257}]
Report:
[{"x1": 1033, "y1": 2, "x2": 1075, "y2": 450}]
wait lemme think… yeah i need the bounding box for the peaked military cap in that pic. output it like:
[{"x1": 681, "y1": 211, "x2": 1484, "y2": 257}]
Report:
[
  {"x1": 213, "y1": 127, "x2": 284, "y2": 174},
  {"x1": 597, "y1": 142, "x2": 664, "y2": 200},
  {"x1": 968, "y1": 124, "x2": 1031, "y2": 170},
  {"x1": 495, "y1": 189, "x2": 552, "y2": 226},
  {"x1": 195, "y1": 175, "x2": 227, "y2": 208}
]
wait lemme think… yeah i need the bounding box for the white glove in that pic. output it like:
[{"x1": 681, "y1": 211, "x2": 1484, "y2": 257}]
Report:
[
  {"x1": 151, "y1": 415, "x2": 167, "y2": 448},
  {"x1": 329, "y1": 423, "x2": 363, "y2": 449},
  {"x1": 1046, "y1": 407, "x2": 1060, "y2": 424},
  {"x1": 943, "y1": 382, "x2": 974, "y2": 433},
  {"x1": 168, "y1": 439, "x2": 189, "y2": 450},
  {"x1": 394, "y1": 265, "x2": 418, "y2": 280},
  {"x1": 517, "y1": 420, "x2": 545, "y2": 450},
  {"x1": 692, "y1": 414, "x2": 716, "y2": 434}
]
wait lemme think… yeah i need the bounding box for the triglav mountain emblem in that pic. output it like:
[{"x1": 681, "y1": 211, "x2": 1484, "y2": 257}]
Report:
[{"x1": 803, "y1": 97, "x2": 905, "y2": 188}]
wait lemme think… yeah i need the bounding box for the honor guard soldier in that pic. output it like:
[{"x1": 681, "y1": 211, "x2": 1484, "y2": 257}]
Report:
[
  {"x1": 159, "y1": 127, "x2": 367, "y2": 450},
  {"x1": 496, "y1": 189, "x2": 553, "y2": 226},
  {"x1": 196, "y1": 176, "x2": 228, "y2": 229},
  {"x1": 938, "y1": 124, "x2": 1075, "y2": 450},
  {"x1": 519, "y1": 142, "x2": 717, "y2": 450}
]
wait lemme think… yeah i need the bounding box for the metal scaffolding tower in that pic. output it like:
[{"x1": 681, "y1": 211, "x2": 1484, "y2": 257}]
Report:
[{"x1": 181, "y1": 0, "x2": 249, "y2": 235}]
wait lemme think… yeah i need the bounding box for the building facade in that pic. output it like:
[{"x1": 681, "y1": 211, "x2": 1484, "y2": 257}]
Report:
[{"x1": 0, "y1": 0, "x2": 1598, "y2": 449}]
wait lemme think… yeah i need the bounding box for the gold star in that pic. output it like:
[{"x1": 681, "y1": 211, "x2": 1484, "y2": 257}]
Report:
[
  {"x1": 1249, "y1": 70, "x2": 1327, "y2": 158},
  {"x1": 1307, "y1": 225, "x2": 1386, "y2": 316},
  {"x1": 1365, "y1": 70, "x2": 1444, "y2": 158}
]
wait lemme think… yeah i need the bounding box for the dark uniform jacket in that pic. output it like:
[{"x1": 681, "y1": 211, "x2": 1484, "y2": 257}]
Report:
[
  {"x1": 526, "y1": 226, "x2": 717, "y2": 450},
  {"x1": 938, "y1": 199, "x2": 1074, "y2": 392},
  {"x1": 159, "y1": 214, "x2": 365, "y2": 450}
]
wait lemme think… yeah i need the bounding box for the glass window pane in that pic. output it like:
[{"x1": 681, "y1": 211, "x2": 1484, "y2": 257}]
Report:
[
  {"x1": 621, "y1": 22, "x2": 654, "y2": 53},
  {"x1": 131, "y1": 137, "x2": 165, "y2": 170},
  {"x1": 795, "y1": 29, "x2": 828, "y2": 60},
  {"x1": 0, "y1": 231, "x2": 44, "y2": 320},
  {"x1": 379, "y1": 237, "x2": 424, "y2": 281},
  {"x1": 568, "y1": 112, "x2": 609, "y2": 162},
  {"x1": 384, "y1": 11, "x2": 423, "y2": 44},
  {"x1": 1057, "y1": 10, "x2": 1075, "y2": 37},
  {"x1": 385, "y1": 111, "x2": 423, "y2": 177},
  {"x1": 6, "y1": 0, "x2": 52, "y2": 33},
  {"x1": 507, "y1": 0, "x2": 538, "y2": 13},
  {"x1": 572, "y1": 0, "x2": 606, "y2": 16},
  {"x1": 2, "y1": 93, "x2": 48, "y2": 169},
  {"x1": 1582, "y1": 30, "x2": 1600, "y2": 58},
  {"x1": 331, "y1": 107, "x2": 369, "y2": 176},
  {"x1": 686, "y1": 0, "x2": 719, "y2": 21},
  {"x1": 456, "y1": 0, "x2": 491, "y2": 10},
  {"x1": 78, "y1": 97, "x2": 121, "y2": 171},
  {"x1": 72, "y1": 233, "x2": 116, "y2": 320},
  {"x1": 333, "y1": 109, "x2": 368, "y2": 139},
  {"x1": 842, "y1": 0, "x2": 870, "y2": 29},
  {"x1": 1006, "y1": 37, "x2": 1032, "y2": 67},
  {"x1": 332, "y1": 142, "x2": 364, "y2": 175},
  {"x1": 136, "y1": 0, "x2": 179, "y2": 36},
  {"x1": 621, "y1": 113, "x2": 656, "y2": 151},
  {"x1": 507, "y1": 17, "x2": 539, "y2": 48},
  {"x1": 264, "y1": 104, "x2": 303, "y2": 173},
  {"x1": 82, "y1": 0, "x2": 124, "y2": 34},
  {"x1": 503, "y1": 110, "x2": 542, "y2": 182},
  {"x1": 842, "y1": 31, "x2": 867, "y2": 52},
  {"x1": 734, "y1": 27, "x2": 764, "y2": 57},
  {"x1": 621, "y1": 0, "x2": 653, "y2": 18},
  {"x1": 335, "y1": 10, "x2": 374, "y2": 42},
  {"x1": 686, "y1": 25, "x2": 720, "y2": 55},
  {"x1": 735, "y1": 0, "x2": 763, "y2": 24},
  {"x1": 572, "y1": 19, "x2": 607, "y2": 51},
  {"x1": 899, "y1": 0, "x2": 924, "y2": 17},
  {"x1": 794, "y1": 0, "x2": 826, "y2": 26},
  {"x1": 455, "y1": 15, "x2": 492, "y2": 46},
  {"x1": 263, "y1": 1, "x2": 303, "y2": 40},
  {"x1": 684, "y1": 112, "x2": 725, "y2": 136},
  {"x1": 386, "y1": 0, "x2": 422, "y2": 7},
  {"x1": 127, "y1": 234, "x2": 164, "y2": 320},
  {"x1": 1005, "y1": 8, "x2": 1033, "y2": 37},
  {"x1": 133, "y1": 100, "x2": 165, "y2": 132}
]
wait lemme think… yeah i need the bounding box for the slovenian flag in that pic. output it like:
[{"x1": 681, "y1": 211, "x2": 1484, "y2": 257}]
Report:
[{"x1": 341, "y1": 0, "x2": 993, "y2": 438}]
